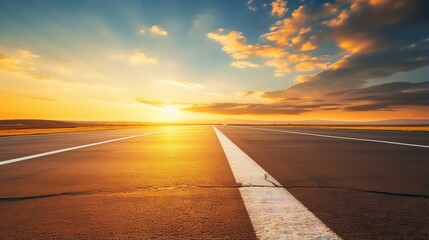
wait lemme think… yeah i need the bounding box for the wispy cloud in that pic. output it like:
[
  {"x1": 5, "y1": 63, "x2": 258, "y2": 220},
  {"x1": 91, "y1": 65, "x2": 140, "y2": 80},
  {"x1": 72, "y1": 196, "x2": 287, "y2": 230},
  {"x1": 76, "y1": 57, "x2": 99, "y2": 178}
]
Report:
[
  {"x1": 162, "y1": 80, "x2": 205, "y2": 90},
  {"x1": 231, "y1": 61, "x2": 259, "y2": 69},
  {"x1": 129, "y1": 49, "x2": 157, "y2": 64},
  {"x1": 18, "y1": 50, "x2": 40, "y2": 59},
  {"x1": 0, "y1": 53, "x2": 29, "y2": 74},
  {"x1": 135, "y1": 98, "x2": 166, "y2": 108},
  {"x1": 247, "y1": 0, "x2": 257, "y2": 12},
  {"x1": 0, "y1": 51, "x2": 44, "y2": 79}
]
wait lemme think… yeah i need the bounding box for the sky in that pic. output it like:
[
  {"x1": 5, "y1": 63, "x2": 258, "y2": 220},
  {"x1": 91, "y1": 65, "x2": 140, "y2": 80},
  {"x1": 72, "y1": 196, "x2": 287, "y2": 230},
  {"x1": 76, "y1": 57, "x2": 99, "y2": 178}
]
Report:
[{"x1": 0, "y1": 0, "x2": 428, "y2": 122}]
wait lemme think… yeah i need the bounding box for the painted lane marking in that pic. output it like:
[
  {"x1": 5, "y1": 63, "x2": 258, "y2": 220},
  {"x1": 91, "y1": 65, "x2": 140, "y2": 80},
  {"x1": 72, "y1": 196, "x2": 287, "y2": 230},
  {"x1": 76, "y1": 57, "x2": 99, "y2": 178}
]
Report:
[
  {"x1": 234, "y1": 126, "x2": 429, "y2": 149},
  {"x1": 213, "y1": 126, "x2": 340, "y2": 240},
  {"x1": 0, "y1": 131, "x2": 163, "y2": 166}
]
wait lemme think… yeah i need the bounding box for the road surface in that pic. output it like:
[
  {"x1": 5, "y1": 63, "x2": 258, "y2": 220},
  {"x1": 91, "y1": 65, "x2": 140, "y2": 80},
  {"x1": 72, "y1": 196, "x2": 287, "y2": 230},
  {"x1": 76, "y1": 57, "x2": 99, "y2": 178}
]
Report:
[{"x1": 0, "y1": 125, "x2": 427, "y2": 239}]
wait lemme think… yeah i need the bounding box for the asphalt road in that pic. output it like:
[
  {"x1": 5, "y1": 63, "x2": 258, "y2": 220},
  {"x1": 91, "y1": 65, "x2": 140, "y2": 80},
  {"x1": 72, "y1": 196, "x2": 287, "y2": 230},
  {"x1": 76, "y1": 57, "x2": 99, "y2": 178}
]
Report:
[
  {"x1": 217, "y1": 125, "x2": 429, "y2": 239},
  {"x1": 0, "y1": 125, "x2": 428, "y2": 239},
  {"x1": 0, "y1": 126, "x2": 255, "y2": 239}
]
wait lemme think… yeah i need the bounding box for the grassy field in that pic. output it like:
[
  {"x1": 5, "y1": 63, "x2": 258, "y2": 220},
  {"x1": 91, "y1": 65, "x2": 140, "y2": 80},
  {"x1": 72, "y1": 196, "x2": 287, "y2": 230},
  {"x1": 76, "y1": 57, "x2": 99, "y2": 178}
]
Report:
[{"x1": 0, "y1": 125, "x2": 143, "y2": 137}]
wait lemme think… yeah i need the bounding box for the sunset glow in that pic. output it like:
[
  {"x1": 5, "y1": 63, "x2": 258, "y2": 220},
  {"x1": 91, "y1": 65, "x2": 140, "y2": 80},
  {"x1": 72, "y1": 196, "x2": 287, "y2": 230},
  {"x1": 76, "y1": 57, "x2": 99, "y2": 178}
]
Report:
[{"x1": 0, "y1": 0, "x2": 428, "y2": 122}]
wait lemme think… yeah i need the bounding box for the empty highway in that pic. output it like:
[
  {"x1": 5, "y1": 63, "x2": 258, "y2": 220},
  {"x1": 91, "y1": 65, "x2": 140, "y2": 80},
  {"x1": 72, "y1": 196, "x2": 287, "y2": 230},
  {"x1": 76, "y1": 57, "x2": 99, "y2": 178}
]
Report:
[{"x1": 0, "y1": 125, "x2": 428, "y2": 239}]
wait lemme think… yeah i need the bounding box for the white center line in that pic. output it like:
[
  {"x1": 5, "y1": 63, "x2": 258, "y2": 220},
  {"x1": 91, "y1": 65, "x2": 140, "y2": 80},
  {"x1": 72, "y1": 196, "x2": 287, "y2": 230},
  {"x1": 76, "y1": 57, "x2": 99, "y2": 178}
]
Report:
[
  {"x1": 0, "y1": 130, "x2": 163, "y2": 166},
  {"x1": 234, "y1": 126, "x2": 429, "y2": 149},
  {"x1": 213, "y1": 126, "x2": 340, "y2": 240}
]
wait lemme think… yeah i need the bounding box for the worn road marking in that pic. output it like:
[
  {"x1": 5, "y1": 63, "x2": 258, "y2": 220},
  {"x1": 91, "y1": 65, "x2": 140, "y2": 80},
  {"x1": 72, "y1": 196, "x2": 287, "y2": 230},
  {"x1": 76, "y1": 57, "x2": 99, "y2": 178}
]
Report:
[
  {"x1": 0, "y1": 131, "x2": 163, "y2": 166},
  {"x1": 235, "y1": 126, "x2": 429, "y2": 149},
  {"x1": 213, "y1": 126, "x2": 340, "y2": 240}
]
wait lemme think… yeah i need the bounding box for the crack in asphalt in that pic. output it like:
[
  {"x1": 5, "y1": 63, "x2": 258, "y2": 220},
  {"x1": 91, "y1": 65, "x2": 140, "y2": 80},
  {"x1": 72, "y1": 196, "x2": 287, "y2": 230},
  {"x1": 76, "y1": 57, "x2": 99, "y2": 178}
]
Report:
[
  {"x1": 282, "y1": 185, "x2": 429, "y2": 199},
  {"x1": 264, "y1": 173, "x2": 281, "y2": 187},
  {"x1": 0, "y1": 191, "x2": 97, "y2": 202},
  {"x1": 1, "y1": 183, "x2": 427, "y2": 202}
]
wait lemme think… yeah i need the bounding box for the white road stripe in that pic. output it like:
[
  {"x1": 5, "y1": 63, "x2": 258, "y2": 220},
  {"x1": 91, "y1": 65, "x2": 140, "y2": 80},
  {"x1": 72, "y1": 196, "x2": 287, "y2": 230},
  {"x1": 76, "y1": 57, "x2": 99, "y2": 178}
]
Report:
[
  {"x1": 213, "y1": 126, "x2": 340, "y2": 240},
  {"x1": 235, "y1": 126, "x2": 429, "y2": 149},
  {"x1": 0, "y1": 131, "x2": 163, "y2": 166}
]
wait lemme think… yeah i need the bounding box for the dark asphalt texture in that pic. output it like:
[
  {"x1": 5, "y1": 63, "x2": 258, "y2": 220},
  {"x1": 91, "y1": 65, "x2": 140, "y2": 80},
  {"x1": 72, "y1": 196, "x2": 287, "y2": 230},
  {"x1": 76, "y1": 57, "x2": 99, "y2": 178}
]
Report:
[
  {"x1": 217, "y1": 125, "x2": 429, "y2": 239},
  {"x1": 0, "y1": 126, "x2": 256, "y2": 239},
  {"x1": 0, "y1": 125, "x2": 428, "y2": 239}
]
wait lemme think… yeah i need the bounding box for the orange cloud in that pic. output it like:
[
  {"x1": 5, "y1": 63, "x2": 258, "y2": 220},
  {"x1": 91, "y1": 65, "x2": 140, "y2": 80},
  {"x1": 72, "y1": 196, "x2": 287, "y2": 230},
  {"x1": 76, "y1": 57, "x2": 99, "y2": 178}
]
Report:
[
  {"x1": 265, "y1": 58, "x2": 291, "y2": 77},
  {"x1": 207, "y1": 30, "x2": 251, "y2": 59},
  {"x1": 300, "y1": 41, "x2": 318, "y2": 51},
  {"x1": 207, "y1": 29, "x2": 285, "y2": 60},
  {"x1": 295, "y1": 62, "x2": 327, "y2": 72},
  {"x1": 288, "y1": 53, "x2": 312, "y2": 62},
  {"x1": 263, "y1": 2, "x2": 338, "y2": 47},
  {"x1": 324, "y1": 9, "x2": 349, "y2": 27},
  {"x1": 271, "y1": 0, "x2": 288, "y2": 17}
]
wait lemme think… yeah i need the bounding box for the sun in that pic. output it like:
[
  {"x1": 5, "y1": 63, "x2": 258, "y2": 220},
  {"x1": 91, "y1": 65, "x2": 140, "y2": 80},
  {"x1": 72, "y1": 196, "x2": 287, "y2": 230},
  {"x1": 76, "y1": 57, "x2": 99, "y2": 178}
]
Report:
[{"x1": 163, "y1": 105, "x2": 178, "y2": 117}]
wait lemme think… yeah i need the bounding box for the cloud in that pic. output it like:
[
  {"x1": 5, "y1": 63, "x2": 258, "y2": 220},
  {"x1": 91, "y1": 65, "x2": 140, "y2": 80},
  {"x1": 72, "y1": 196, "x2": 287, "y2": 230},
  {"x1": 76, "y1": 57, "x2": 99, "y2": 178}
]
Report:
[
  {"x1": 332, "y1": 81, "x2": 429, "y2": 111},
  {"x1": 207, "y1": 3, "x2": 335, "y2": 76},
  {"x1": 207, "y1": 28, "x2": 287, "y2": 74},
  {"x1": 150, "y1": 25, "x2": 168, "y2": 36},
  {"x1": 162, "y1": 80, "x2": 205, "y2": 90},
  {"x1": 0, "y1": 51, "x2": 47, "y2": 80},
  {"x1": 184, "y1": 102, "x2": 340, "y2": 115},
  {"x1": 204, "y1": 0, "x2": 429, "y2": 116},
  {"x1": 139, "y1": 25, "x2": 168, "y2": 36},
  {"x1": 271, "y1": 0, "x2": 288, "y2": 17},
  {"x1": 207, "y1": 29, "x2": 285, "y2": 60},
  {"x1": 212, "y1": 0, "x2": 429, "y2": 114},
  {"x1": 231, "y1": 61, "x2": 259, "y2": 69},
  {"x1": 129, "y1": 49, "x2": 157, "y2": 64},
  {"x1": 0, "y1": 53, "x2": 28, "y2": 74},
  {"x1": 247, "y1": 0, "x2": 257, "y2": 12},
  {"x1": 295, "y1": 61, "x2": 327, "y2": 72},
  {"x1": 264, "y1": 58, "x2": 290, "y2": 77},
  {"x1": 18, "y1": 50, "x2": 39, "y2": 59},
  {"x1": 263, "y1": 2, "x2": 338, "y2": 47},
  {"x1": 182, "y1": 81, "x2": 429, "y2": 115},
  {"x1": 0, "y1": 50, "x2": 107, "y2": 88},
  {"x1": 269, "y1": 34, "x2": 429, "y2": 98},
  {"x1": 135, "y1": 98, "x2": 165, "y2": 108},
  {"x1": 241, "y1": 90, "x2": 256, "y2": 97},
  {"x1": 263, "y1": 53, "x2": 326, "y2": 76},
  {"x1": 240, "y1": 90, "x2": 264, "y2": 98}
]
